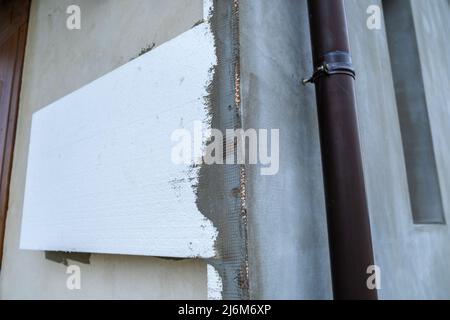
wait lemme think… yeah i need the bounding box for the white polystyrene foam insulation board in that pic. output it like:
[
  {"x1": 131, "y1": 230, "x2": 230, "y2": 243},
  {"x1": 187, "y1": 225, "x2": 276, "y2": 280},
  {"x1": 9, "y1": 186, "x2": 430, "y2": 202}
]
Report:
[
  {"x1": 20, "y1": 3, "x2": 218, "y2": 258},
  {"x1": 207, "y1": 264, "x2": 223, "y2": 300}
]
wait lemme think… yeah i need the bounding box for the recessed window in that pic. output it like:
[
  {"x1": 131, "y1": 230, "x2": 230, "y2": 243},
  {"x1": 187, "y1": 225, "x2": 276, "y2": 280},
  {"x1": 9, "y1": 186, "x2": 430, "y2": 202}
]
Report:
[{"x1": 383, "y1": 0, "x2": 445, "y2": 224}]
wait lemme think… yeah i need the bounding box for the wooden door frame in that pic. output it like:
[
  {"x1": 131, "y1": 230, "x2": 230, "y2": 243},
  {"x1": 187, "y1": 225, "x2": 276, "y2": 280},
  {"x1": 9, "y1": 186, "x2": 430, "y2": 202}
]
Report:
[{"x1": 0, "y1": 0, "x2": 31, "y2": 267}]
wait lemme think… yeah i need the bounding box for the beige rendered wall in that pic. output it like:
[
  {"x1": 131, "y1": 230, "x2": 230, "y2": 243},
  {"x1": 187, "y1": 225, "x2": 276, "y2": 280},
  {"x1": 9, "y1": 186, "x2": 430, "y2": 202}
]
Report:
[{"x1": 0, "y1": 0, "x2": 207, "y2": 299}]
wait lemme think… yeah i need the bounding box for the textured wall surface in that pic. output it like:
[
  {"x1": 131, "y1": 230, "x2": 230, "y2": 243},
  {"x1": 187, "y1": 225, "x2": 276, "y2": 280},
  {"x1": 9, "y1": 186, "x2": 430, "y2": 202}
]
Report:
[
  {"x1": 240, "y1": 0, "x2": 332, "y2": 299},
  {"x1": 1, "y1": 0, "x2": 208, "y2": 299},
  {"x1": 348, "y1": 0, "x2": 450, "y2": 299},
  {"x1": 241, "y1": 0, "x2": 450, "y2": 299}
]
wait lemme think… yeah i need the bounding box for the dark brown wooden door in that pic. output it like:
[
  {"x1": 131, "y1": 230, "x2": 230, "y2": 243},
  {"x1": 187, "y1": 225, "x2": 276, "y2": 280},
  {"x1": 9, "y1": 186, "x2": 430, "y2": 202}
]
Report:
[{"x1": 0, "y1": 0, "x2": 30, "y2": 266}]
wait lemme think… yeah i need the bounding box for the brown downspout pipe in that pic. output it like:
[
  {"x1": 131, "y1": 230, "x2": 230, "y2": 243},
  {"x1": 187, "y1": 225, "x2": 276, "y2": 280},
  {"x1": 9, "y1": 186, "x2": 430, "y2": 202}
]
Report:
[{"x1": 305, "y1": 0, "x2": 378, "y2": 300}]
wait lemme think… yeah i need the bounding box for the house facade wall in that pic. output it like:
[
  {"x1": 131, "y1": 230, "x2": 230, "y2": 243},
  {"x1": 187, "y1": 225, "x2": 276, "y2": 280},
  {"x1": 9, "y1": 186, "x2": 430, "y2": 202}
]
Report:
[
  {"x1": 240, "y1": 0, "x2": 332, "y2": 300},
  {"x1": 241, "y1": 0, "x2": 450, "y2": 299},
  {"x1": 1, "y1": 0, "x2": 450, "y2": 300},
  {"x1": 348, "y1": 0, "x2": 450, "y2": 299}
]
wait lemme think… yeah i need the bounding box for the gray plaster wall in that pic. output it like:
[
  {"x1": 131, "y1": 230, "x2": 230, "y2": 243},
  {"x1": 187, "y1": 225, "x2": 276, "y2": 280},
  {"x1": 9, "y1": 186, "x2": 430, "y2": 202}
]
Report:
[
  {"x1": 240, "y1": 0, "x2": 332, "y2": 300},
  {"x1": 349, "y1": 0, "x2": 450, "y2": 299},
  {"x1": 241, "y1": 0, "x2": 450, "y2": 299},
  {"x1": 0, "y1": 0, "x2": 207, "y2": 299}
]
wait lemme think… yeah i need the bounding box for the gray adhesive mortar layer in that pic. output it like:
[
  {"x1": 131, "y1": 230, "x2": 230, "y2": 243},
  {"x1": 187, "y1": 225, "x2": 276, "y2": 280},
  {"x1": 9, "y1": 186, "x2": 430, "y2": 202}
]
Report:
[{"x1": 196, "y1": 0, "x2": 249, "y2": 300}]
